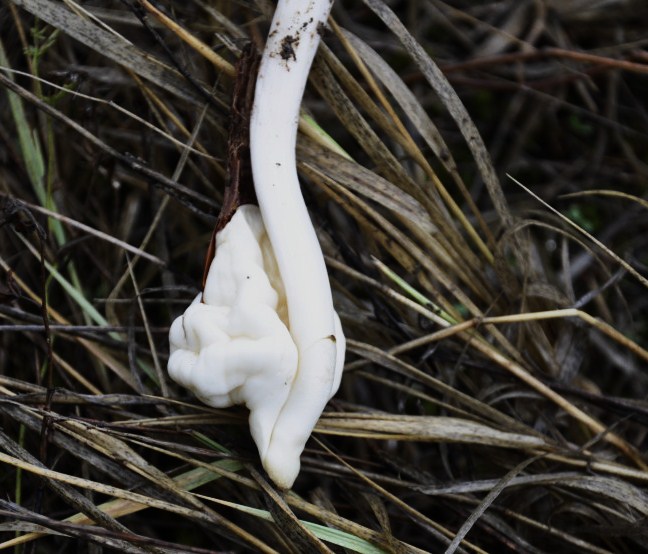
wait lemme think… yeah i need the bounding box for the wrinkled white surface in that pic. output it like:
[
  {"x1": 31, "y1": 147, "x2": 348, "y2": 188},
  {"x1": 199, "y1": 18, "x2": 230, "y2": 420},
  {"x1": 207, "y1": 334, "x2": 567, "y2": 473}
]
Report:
[
  {"x1": 168, "y1": 206, "x2": 298, "y2": 460},
  {"x1": 169, "y1": 205, "x2": 344, "y2": 488}
]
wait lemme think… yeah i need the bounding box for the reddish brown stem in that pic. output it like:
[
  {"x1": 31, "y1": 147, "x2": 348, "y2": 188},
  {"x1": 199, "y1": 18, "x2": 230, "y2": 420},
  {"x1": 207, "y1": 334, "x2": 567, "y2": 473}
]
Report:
[{"x1": 202, "y1": 45, "x2": 261, "y2": 289}]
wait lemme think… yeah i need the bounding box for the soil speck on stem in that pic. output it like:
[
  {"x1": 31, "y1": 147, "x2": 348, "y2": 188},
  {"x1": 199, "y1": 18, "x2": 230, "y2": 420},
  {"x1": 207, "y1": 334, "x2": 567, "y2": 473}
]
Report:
[{"x1": 279, "y1": 34, "x2": 298, "y2": 61}]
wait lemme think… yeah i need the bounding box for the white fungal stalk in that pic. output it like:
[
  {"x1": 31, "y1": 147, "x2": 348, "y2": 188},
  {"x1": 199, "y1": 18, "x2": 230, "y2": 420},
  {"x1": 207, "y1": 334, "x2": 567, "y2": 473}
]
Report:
[
  {"x1": 168, "y1": 0, "x2": 344, "y2": 490},
  {"x1": 250, "y1": 0, "x2": 343, "y2": 488}
]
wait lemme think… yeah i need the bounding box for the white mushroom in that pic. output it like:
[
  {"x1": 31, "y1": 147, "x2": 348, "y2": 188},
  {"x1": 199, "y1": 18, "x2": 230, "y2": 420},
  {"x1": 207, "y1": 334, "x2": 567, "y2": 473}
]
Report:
[
  {"x1": 250, "y1": 0, "x2": 344, "y2": 489},
  {"x1": 168, "y1": 0, "x2": 345, "y2": 489}
]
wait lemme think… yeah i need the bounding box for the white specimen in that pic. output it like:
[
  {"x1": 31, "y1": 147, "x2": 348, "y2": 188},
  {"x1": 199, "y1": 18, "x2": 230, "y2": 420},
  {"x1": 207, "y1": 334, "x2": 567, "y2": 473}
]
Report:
[
  {"x1": 168, "y1": 0, "x2": 345, "y2": 489},
  {"x1": 168, "y1": 205, "x2": 298, "y2": 461}
]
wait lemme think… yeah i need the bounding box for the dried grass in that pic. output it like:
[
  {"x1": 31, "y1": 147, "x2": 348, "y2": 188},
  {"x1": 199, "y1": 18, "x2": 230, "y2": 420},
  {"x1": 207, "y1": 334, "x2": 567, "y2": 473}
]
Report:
[{"x1": 1, "y1": 0, "x2": 647, "y2": 552}]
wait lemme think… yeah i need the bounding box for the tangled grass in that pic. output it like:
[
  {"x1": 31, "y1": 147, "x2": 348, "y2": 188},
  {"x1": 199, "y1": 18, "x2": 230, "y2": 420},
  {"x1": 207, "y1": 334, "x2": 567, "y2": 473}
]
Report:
[{"x1": 1, "y1": 1, "x2": 648, "y2": 552}]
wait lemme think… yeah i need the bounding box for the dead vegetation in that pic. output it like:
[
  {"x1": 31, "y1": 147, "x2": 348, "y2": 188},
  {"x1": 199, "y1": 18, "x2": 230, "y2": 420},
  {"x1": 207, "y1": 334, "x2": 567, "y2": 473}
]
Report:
[{"x1": 1, "y1": 0, "x2": 647, "y2": 552}]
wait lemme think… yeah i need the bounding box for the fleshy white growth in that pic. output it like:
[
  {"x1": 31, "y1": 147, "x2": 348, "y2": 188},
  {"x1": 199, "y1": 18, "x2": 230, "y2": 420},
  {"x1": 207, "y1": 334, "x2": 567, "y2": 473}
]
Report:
[
  {"x1": 169, "y1": 0, "x2": 345, "y2": 489},
  {"x1": 168, "y1": 206, "x2": 298, "y2": 460}
]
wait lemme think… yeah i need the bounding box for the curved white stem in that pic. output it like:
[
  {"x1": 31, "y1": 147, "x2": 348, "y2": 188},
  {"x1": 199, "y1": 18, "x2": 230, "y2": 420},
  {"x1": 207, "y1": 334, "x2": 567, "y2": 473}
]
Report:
[
  {"x1": 168, "y1": 0, "x2": 344, "y2": 491},
  {"x1": 250, "y1": 0, "x2": 344, "y2": 488}
]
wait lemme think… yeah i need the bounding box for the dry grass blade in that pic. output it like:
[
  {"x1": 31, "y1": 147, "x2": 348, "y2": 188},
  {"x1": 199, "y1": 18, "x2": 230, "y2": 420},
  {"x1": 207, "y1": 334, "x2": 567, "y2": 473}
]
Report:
[
  {"x1": 511, "y1": 174, "x2": 648, "y2": 289},
  {"x1": 0, "y1": 455, "x2": 242, "y2": 549},
  {"x1": 335, "y1": 27, "x2": 495, "y2": 259},
  {"x1": 250, "y1": 467, "x2": 334, "y2": 553},
  {"x1": 0, "y1": 430, "x2": 158, "y2": 553},
  {"x1": 0, "y1": 71, "x2": 217, "y2": 215},
  {"x1": 318, "y1": 414, "x2": 546, "y2": 449},
  {"x1": 445, "y1": 456, "x2": 541, "y2": 554},
  {"x1": 315, "y1": 439, "x2": 486, "y2": 554},
  {"x1": 0, "y1": 444, "x2": 277, "y2": 552},
  {"x1": 11, "y1": 0, "x2": 204, "y2": 102},
  {"x1": 361, "y1": 0, "x2": 514, "y2": 231},
  {"x1": 0, "y1": 194, "x2": 165, "y2": 265},
  {"x1": 0, "y1": 66, "x2": 213, "y2": 157},
  {"x1": 561, "y1": 189, "x2": 648, "y2": 211}
]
